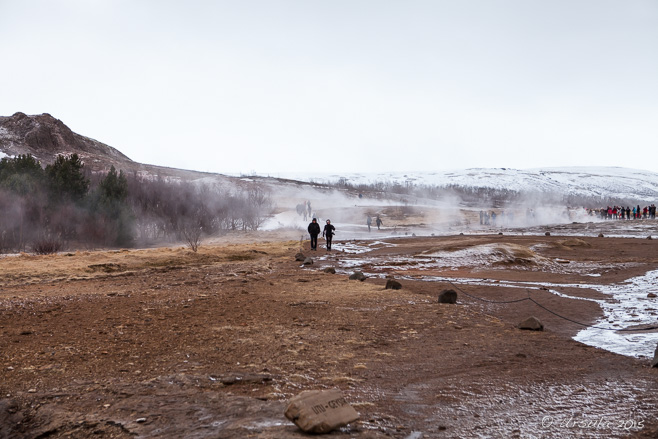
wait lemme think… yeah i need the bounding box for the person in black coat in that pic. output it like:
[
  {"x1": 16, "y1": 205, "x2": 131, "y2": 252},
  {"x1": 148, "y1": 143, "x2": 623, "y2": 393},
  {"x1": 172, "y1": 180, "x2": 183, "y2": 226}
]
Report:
[
  {"x1": 308, "y1": 218, "x2": 321, "y2": 250},
  {"x1": 322, "y1": 219, "x2": 336, "y2": 250}
]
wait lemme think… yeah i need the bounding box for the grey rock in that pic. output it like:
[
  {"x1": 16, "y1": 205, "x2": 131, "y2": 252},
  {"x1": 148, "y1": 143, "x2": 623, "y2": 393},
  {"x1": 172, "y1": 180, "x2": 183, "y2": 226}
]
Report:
[
  {"x1": 295, "y1": 252, "x2": 306, "y2": 261},
  {"x1": 653, "y1": 344, "x2": 658, "y2": 368},
  {"x1": 323, "y1": 267, "x2": 336, "y2": 274},
  {"x1": 518, "y1": 316, "x2": 544, "y2": 331},
  {"x1": 438, "y1": 289, "x2": 457, "y2": 304},
  {"x1": 302, "y1": 258, "x2": 313, "y2": 266},
  {"x1": 349, "y1": 271, "x2": 367, "y2": 281}
]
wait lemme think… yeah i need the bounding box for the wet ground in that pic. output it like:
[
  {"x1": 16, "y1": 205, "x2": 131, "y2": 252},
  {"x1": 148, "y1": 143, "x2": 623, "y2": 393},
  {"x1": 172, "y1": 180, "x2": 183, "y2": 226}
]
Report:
[
  {"x1": 319, "y1": 237, "x2": 658, "y2": 359},
  {"x1": 2, "y1": 226, "x2": 658, "y2": 438}
]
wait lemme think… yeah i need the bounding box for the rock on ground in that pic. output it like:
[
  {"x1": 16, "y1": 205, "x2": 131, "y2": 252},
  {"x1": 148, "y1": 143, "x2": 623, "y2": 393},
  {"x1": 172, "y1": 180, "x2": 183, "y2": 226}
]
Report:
[
  {"x1": 438, "y1": 289, "x2": 458, "y2": 304},
  {"x1": 284, "y1": 389, "x2": 359, "y2": 434},
  {"x1": 518, "y1": 316, "x2": 544, "y2": 331}
]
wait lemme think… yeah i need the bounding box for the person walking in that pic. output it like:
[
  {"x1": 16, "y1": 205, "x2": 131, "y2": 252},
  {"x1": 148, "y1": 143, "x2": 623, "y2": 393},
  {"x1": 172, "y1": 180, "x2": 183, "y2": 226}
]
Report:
[
  {"x1": 376, "y1": 216, "x2": 383, "y2": 230},
  {"x1": 307, "y1": 218, "x2": 321, "y2": 250},
  {"x1": 322, "y1": 219, "x2": 336, "y2": 250},
  {"x1": 366, "y1": 215, "x2": 372, "y2": 232}
]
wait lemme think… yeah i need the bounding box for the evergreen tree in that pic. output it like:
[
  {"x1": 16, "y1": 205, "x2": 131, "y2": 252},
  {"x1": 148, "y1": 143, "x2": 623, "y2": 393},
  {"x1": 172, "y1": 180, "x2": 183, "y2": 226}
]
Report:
[
  {"x1": 45, "y1": 154, "x2": 89, "y2": 202},
  {"x1": 0, "y1": 154, "x2": 48, "y2": 250},
  {"x1": 99, "y1": 165, "x2": 128, "y2": 202},
  {"x1": 96, "y1": 165, "x2": 134, "y2": 247},
  {"x1": 0, "y1": 154, "x2": 45, "y2": 195}
]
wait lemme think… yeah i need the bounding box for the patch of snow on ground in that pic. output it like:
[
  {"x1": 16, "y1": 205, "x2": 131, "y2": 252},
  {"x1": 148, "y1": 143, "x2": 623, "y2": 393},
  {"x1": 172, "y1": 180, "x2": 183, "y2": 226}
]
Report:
[
  {"x1": 421, "y1": 243, "x2": 552, "y2": 268},
  {"x1": 575, "y1": 269, "x2": 658, "y2": 359}
]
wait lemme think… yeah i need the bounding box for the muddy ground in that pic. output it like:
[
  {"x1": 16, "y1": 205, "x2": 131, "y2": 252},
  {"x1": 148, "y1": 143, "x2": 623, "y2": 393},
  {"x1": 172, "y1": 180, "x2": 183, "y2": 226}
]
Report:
[{"x1": 1, "y1": 229, "x2": 658, "y2": 438}]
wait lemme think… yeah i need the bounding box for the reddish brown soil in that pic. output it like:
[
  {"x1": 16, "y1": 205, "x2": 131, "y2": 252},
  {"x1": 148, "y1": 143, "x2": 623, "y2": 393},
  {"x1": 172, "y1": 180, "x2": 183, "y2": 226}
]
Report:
[{"x1": 1, "y1": 233, "x2": 658, "y2": 438}]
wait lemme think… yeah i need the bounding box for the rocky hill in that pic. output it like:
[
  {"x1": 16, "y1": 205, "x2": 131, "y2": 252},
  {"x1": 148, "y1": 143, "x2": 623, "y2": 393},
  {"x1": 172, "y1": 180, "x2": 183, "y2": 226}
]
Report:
[
  {"x1": 0, "y1": 113, "x2": 131, "y2": 170},
  {"x1": 0, "y1": 112, "x2": 223, "y2": 182}
]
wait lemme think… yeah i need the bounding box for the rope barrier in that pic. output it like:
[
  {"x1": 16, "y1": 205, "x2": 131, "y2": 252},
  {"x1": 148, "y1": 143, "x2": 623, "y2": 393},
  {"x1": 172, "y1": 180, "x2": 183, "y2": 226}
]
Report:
[{"x1": 446, "y1": 280, "x2": 658, "y2": 333}]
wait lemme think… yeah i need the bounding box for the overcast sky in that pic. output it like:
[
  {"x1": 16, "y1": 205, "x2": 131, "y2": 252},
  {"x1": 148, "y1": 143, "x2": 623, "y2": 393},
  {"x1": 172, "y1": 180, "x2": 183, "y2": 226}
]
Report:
[{"x1": 1, "y1": 0, "x2": 657, "y2": 175}]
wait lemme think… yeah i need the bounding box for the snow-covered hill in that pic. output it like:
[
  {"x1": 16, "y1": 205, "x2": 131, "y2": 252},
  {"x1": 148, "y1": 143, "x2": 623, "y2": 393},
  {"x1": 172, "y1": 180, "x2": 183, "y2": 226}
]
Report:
[{"x1": 271, "y1": 167, "x2": 658, "y2": 203}]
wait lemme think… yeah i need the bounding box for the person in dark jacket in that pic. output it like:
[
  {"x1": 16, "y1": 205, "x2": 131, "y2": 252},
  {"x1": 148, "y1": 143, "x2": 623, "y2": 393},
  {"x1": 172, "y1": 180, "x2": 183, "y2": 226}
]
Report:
[
  {"x1": 308, "y1": 218, "x2": 321, "y2": 250},
  {"x1": 322, "y1": 219, "x2": 336, "y2": 250}
]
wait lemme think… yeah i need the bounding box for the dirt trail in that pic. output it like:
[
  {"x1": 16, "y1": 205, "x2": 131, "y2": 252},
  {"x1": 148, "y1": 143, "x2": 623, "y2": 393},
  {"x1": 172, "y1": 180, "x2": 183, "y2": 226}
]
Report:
[{"x1": 1, "y1": 231, "x2": 658, "y2": 438}]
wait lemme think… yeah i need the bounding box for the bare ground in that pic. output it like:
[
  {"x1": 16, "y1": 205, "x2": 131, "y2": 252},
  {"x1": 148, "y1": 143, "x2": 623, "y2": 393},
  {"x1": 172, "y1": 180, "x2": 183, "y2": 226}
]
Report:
[{"x1": 1, "y1": 231, "x2": 658, "y2": 438}]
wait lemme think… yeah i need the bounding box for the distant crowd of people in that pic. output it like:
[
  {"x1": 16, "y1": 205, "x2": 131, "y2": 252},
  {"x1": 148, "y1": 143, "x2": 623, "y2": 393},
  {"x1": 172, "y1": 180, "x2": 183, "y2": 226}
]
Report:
[{"x1": 590, "y1": 205, "x2": 657, "y2": 220}]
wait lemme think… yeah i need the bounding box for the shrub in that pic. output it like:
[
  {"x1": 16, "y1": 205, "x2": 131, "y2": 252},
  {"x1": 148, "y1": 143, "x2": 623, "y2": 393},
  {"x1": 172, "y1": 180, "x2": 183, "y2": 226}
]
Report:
[{"x1": 32, "y1": 237, "x2": 63, "y2": 255}]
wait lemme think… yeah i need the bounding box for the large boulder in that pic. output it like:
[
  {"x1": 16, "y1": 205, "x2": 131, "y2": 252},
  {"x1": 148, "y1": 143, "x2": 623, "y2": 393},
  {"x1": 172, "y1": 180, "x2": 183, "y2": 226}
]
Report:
[
  {"x1": 438, "y1": 289, "x2": 457, "y2": 304},
  {"x1": 284, "y1": 389, "x2": 359, "y2": 433}
]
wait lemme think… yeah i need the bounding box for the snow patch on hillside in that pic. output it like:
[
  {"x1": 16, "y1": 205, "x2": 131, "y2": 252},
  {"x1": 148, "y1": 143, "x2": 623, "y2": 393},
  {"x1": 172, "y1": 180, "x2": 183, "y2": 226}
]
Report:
[{"x1": 273, "y1": 167, "x2": 658, "y2": 202}]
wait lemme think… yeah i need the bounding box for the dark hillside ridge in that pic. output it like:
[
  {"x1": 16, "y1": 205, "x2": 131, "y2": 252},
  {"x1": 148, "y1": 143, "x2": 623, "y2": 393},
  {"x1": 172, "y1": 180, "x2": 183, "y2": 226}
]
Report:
[
  {"x1": 0, "y1": 112, "x2": 131, "y2": 170},
  {"x1": 0, "y1": 112, "x2": 224, "y2": 182}
]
